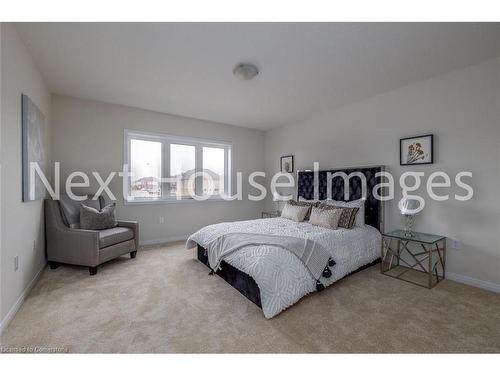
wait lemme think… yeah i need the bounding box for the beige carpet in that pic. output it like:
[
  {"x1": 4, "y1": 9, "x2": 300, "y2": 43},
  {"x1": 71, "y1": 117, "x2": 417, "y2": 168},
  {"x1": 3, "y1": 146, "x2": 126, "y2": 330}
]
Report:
[{"x1": 1, "y1": 241, "x2": 499, "y2": 353}]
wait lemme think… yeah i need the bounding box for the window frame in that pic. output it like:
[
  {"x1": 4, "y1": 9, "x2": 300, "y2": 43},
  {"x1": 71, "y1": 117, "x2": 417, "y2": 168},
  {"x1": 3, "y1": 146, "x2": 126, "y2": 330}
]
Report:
[{"x1": 123, "y1": 129, "x2": 232, "y2": 204}]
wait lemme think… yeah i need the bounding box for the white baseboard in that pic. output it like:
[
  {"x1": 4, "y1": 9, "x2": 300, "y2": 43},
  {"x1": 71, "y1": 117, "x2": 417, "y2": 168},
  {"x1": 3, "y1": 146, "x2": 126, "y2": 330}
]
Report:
[
  {"x1": 139, "y1": 234, "x2": 189, "y2": 247},
  {"x1": 447, "y1": 272, "x2": 500, "y2": 294},
  {"x1": 0, "y1": 263, "x2": 46, "y2": 334}
]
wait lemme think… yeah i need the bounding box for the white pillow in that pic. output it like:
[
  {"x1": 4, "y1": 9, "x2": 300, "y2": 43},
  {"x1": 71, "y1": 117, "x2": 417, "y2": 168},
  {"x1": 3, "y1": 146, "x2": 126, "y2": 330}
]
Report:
[
  {"x1": 324, "y1": 198, "x2": 365, "y2": 226},
  {"x1": 309, "y1": 207, "x2": 342, "y2": 229},
  {"x1": 281, "y1": 203, "x2": 310, "y2": 222}
]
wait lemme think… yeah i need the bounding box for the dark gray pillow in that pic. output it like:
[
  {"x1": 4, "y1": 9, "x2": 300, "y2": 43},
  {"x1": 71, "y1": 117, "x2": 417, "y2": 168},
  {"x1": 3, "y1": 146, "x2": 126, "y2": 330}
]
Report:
[
  {"x1": 59, "y1": 195, "x2": 101, "y2": 227},
  {"x1": 80, "y1": 203, "x2": 117, "y2": 230}
]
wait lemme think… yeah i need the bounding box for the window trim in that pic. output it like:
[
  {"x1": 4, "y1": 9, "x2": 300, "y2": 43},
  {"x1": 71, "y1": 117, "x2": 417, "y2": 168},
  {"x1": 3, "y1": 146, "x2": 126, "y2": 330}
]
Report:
[{"x1": 123, "y1": 129, "x2": 232, "y2": 204}]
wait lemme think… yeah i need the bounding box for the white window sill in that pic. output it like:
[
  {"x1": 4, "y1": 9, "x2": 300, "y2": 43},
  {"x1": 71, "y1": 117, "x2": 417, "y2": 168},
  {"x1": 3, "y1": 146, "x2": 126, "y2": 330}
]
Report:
[{"x1": 123, "y1": 196, "x2": 234, "y2": 205}]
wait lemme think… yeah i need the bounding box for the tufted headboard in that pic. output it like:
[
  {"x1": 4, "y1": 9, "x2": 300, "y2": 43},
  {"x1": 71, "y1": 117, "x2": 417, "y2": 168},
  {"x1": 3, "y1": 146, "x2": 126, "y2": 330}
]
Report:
[{"x1": 296, "y1": 166, "x2": 385, "y2": 231}]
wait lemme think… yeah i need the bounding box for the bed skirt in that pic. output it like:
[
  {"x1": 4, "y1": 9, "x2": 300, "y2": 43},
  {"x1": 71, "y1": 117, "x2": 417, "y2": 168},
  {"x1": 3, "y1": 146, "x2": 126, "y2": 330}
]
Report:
[
  {"x1": 197, "y1": 244, "x2": 382, "y2": 310},
  {"x1": 197, "y1": 244, "x2": 262, "y2": 307}
]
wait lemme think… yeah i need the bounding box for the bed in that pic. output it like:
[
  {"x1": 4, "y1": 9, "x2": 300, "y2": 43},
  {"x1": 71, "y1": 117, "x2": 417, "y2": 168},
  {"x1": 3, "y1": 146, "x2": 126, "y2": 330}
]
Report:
[{"x1": 186, "y1": 166, "x2": 385, "y2": 318}]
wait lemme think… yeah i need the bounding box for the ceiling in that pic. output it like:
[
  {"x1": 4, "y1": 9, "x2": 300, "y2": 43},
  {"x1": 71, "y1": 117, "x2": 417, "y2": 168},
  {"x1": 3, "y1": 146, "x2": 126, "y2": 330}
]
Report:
[{"x1": 16, "y1": 23, "x2": 500, "y2": 130}]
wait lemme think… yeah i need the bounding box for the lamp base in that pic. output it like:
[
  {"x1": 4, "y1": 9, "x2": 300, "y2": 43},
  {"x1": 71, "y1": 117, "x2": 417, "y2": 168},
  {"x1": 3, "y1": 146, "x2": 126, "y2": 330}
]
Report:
[{"x1": 404, "y1": 214, "x2": 415, "y2": 237}]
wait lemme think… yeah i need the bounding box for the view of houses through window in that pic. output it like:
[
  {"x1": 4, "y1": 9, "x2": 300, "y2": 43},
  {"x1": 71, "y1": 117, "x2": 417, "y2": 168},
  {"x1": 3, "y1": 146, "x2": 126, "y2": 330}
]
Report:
[
  {"x1": 126, "y1": 131, "x2": 230, "y2": 201},
  {"x1": 169, "y1": 144, "x2": 195, "y2": 197},
  {"x1": 130, "y1": 139, "x2": 162, "y2": 199},
  {"x1": 202, "y1": 146, "x2": 225, "y2": 195}
]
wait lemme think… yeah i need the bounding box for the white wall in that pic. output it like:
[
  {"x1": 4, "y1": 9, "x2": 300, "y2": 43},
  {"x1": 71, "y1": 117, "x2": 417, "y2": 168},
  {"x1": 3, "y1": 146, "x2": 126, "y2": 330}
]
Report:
[
  {"x1": 51, "y1": 95, "x2": 266, "y2": 245},
  {"x1": 265, "y1": 58, "x2": 500, "y2": 289},
  {"x1": 1, "y1": 24, "x2": 52, "y2": 323}
]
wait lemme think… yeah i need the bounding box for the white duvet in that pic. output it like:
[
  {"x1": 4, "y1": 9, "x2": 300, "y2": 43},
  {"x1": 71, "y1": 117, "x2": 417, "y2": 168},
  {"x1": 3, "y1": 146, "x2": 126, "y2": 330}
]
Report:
[{"x1": 186, "y1": 218, "x2": 381, "y2": 318}]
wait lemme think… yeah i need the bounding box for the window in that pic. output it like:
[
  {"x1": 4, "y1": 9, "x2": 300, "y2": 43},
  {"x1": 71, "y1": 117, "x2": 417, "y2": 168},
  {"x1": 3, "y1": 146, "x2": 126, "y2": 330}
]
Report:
[
  {"x1": 130, "y1": 139, "x2": 162, "y2": 199},
  {"x1": 169, "y1": 144, "x2": 195, "y2": 197},
  {"x1": 124, "y1": 130, "x2": 232, "y2": 202},
  {"x1": 203, "y1": 146, "x2": 225, "y2": 195}
]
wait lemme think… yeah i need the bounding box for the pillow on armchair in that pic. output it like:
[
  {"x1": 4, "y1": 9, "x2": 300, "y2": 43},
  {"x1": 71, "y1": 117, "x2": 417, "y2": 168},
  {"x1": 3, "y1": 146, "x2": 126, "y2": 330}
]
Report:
[
  {"x1": 80, "y1": 203, "x2": 117, "y2": 230},
  {"x1": 59, "y1": 194, "x2": 103, "y2": 228}
]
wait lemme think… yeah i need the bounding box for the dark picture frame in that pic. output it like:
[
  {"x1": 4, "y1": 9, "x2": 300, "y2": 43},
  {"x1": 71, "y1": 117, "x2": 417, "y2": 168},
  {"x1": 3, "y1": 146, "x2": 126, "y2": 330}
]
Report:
[
  {"x1": 400, "y1": 134, "x2": 433, "y2": 165},
  {"x1": 280, "y1": 155, "x2": 294, "y2": 173}
]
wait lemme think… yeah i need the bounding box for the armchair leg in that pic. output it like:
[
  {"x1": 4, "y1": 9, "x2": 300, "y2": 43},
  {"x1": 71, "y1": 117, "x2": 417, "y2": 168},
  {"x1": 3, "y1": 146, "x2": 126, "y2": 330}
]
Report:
[
  {"x1": 49, "y1": 261, "x2": 59, "y2": 270},
  {"x1": 130, "y1": 251, "x2": 137, "y2": 259},
  {"x1": 88, "y1": 266, "x2": 98, "y2": 276}
]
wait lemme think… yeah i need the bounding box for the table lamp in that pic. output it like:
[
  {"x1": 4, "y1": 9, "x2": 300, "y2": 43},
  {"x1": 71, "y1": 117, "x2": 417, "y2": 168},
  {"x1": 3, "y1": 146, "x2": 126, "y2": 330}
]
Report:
[{"x1": 400, "y1": 197, "x2": 420, "y2": 237}]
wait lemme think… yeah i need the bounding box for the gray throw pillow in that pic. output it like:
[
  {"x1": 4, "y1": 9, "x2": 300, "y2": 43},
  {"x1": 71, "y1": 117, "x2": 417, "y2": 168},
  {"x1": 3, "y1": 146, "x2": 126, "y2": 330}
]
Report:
[
  {"x1": 59, "y1": 195, "x2": 101, "y2": 227},
  {"x1": 281, "y1": 203, "x2": 310, "y2": 222},
  {"x1": 309, "y1": 207, "x2": 342, "y2": 229},
  {"x1": 80, "y1": 203, "x2": 117, "y2": 230},
  {"x1": 318, "y1": 203, "x2": 359, "y2": 229},
  {"x1": 323, "y1": 199, "x2": 365, "y2": 226},
  {"x1": 289, "y1": 199, "x2": 317, "y2": 220}
]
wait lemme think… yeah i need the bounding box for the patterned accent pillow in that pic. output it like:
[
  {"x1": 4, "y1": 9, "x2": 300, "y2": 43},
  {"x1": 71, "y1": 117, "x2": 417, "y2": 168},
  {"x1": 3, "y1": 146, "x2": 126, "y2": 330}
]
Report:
[
  {"x1": 309, "y1": 207, "x2": 342, "y2": 229},
  {"x1": 289, "y1": 199, "x2": 318, "y2": 220},
  {"x1": 318, "y1": 203, "x2": 359, "y2": 229},
  {"x1": 281, "y1": 203, "x2": 310, "y2": 222},
  {"x1": 80, "y1": 203, "x2": 117, "y2": 230},
  {"x1": 324, "y1": 199, "x2": 365, "y2": 226}
]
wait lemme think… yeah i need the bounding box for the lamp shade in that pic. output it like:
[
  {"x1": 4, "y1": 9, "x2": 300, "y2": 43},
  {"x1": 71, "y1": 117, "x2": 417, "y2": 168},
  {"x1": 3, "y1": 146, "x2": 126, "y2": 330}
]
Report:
[{"x1": 399, "y1": 197, "x2": 421, "y2": 215}]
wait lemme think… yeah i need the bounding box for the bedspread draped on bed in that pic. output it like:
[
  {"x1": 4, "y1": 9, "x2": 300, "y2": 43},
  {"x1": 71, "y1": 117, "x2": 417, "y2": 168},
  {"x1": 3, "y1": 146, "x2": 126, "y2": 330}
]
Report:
[{"x1": 187, "y1": 218, "x2": 381, "y2": 318}]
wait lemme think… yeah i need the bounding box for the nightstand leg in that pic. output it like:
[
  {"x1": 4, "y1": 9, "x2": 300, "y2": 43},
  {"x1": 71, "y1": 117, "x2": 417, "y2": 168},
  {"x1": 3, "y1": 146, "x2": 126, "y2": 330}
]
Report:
[
  {"x1": 380, "y1": 238, "x2": 384, "y2": 271},
  {"x1": 428, "y1": 244, "x2": 432, "y2": 289},
  {"x1": 442, "y1": 239, "x2": 446, "y2": 279},
  {"x1": 397, "y1": 240, "x2": 401, "y2": 266},
  {"x1": 381, "y1": 238, "x2": 389, "y2": 272}
]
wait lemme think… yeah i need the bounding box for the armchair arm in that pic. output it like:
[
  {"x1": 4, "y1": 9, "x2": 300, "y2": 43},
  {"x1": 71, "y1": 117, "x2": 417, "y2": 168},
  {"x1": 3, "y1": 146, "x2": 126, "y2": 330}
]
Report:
[
  {"x1": 117, "y1": 220, "x2": 139, "y2": 250},
  {"x1": 45, "y1": 200, "x2": 100, "y2": 266}
]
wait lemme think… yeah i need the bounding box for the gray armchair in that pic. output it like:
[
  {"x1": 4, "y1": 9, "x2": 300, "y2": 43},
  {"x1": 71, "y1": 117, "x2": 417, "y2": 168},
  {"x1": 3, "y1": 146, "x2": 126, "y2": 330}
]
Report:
[{"x1": 45, "y1": 195, "x2": 139, "y2": 275}]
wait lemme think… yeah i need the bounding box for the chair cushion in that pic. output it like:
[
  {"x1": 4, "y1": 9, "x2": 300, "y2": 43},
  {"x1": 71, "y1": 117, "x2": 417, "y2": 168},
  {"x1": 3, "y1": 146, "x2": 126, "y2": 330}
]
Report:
[
  {"x1": 59, "y1": 194, "x2": 103, "y2": 227},
  {"x1": 99, "y1": 227, "x2": 134, "y2": 248}
]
